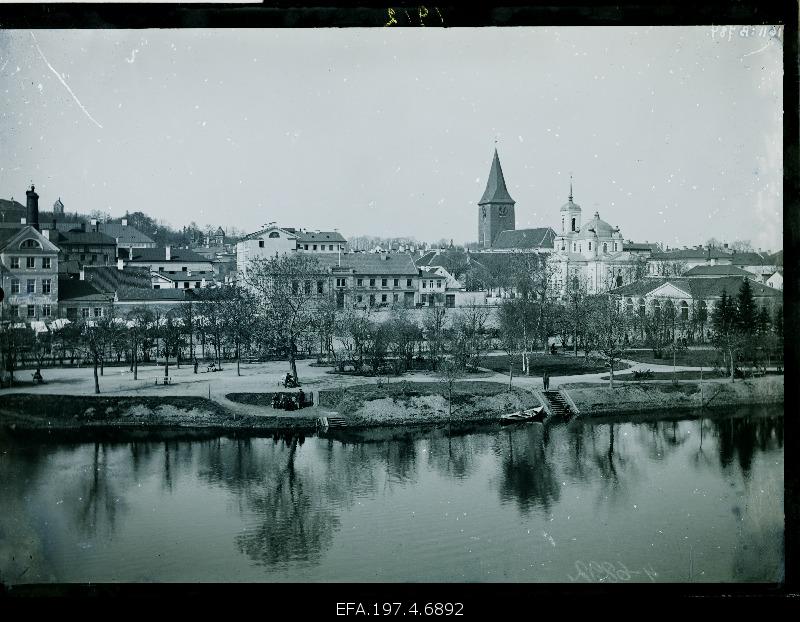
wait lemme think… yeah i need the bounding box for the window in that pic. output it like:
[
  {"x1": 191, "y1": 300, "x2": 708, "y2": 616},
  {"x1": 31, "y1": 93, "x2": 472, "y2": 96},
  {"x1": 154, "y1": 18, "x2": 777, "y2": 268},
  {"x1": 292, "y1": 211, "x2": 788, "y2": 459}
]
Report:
[
  {"x1": 94, "y1": 308, "x2": 103, "y2": 317},
  {"x1": 268, "y1": 232, "x2": 280, "y2": 238},
  {"x1": 571, "y1": 217, "x2": 576, "y2": 231},
  {"x1": 572, "y1": 243, "x2": 576, "y2": 252},
  {"x1": 329, "y1": 245, "x2": 334, "y2": 251},
  {"x1": 82, "y1": 308, "x2": 90, "y2": 318},
  {"x1": 42, "y1": 257, "x2": 51, "y2": 269},
  {"x1": 369, "y1": 294, "x2": 375, "y2": 306},
  {"x1": 336, "y1": 278, "x2": 346, "y2": 288},
  {"x1": 369, "y1": 278, "x2": 375, "y2": 287},
  {"x1": 638, "y1": 299, "x2": 646, "y2": 316},
  {"x1": 614, "y1": 243, "x2": 618, "y2": 252},
  {"x1": 42, "y1": 305, "x2": 51, "y2": 318},
  {"x1": 357, "y1": 278, "x2": 363, "y2": 287},
  {"x1": 381, "y1": 294, "x2": 387, "y2": 303},
  {"x1": 317, "y1": 280, "x2": 324, "y2": 293},
  {"x1": 27, "y1": 279, "x2": 35, "y2": 294},
  {"x1": 21, "y1": 239, "x2": 40, "y2": 249},
  {"x1": 406, "y1": 279, "x2": 412, "y2": 287},
  {"x1": 393, "y1": 294, "x2": 399, "y2": 302},
  {"x1": 66, "y1": 307, "x2": 77, "y2": 319},
  {"x1": 357, "y1": 295, "x2": 363, "y2": 303},
  {"x1": 436, "y1": 281, "x2": 442, "y2": 288},
  {"x1": 313, "y1": 245, "x2": 317, "y2": 251},
  {"x1": 182, "y1": 266, "x2": 187, "y2": 272},
  {"x1": 304, "y1": 244, "x2": 309, "y2": 250},
  {"x1": 446, "y1": 294, "x2": 455, "y2": 308},
  {"x1": 625, "y1": 298, "x2": 633, "y2": 314},
  {"x1": 429, "y1": 280, "x2": 434, "y2": 288},
  {"x1": 259, "y1": 240, "x2": 265, "y2": 248},
  {"x1": 195, "y1": 281, "x2": 200, "y2": 288},
  {"x1": 26, "y1": 257, "x2": 35, "y2": 269},
  {"x1": 292, "y1": 281, "x2": 299, "y2": 294},
  {"x1": 304, "y1": 281, "x2": 312, "y2": 295},
  {"x1": 91, "y1": 254, "x2": 97, "y2": 262},
  {"x1": 653, "y1": 300, "x2": 661, "y2": 320},
  {"x1": 589, "y1": 242, "x2": 592, "y2": 251},
  {"x1": 603, "y1": 243, "x2": 607, "y2": 253},
  {"x1": 681, "y1": 301, "x2": 689, "y2": 321},
  {"x1": 422, "y1": 281, "x2": 427, "y2": 289},
  {"x1": 393, "y1": 279, "x2": 399, "y2": 287},
  {"x1": 9, "y1": 305, "x2": 18, "y2": 317},
  {"x1": 11, "y1": 279, "x2": 19, "y2": 294},
  {"x1": 11, "y1": 257, "x2": 20, "y2": 269},
  {"x1": 183, "y1": 282, "x2": 189, "y2": 289},
  {"x1": 154, "y1": 285, "x2": 161, "y2": 289},
  {"x1": 381, "y1": 278, "x2": 387, "y2": 287},
  {"x1": 42, "y1": 279, "x2": 51, "y2": 295},
  {"x1": 27, "y1": 305, "x2": 35, "y2": 318}
]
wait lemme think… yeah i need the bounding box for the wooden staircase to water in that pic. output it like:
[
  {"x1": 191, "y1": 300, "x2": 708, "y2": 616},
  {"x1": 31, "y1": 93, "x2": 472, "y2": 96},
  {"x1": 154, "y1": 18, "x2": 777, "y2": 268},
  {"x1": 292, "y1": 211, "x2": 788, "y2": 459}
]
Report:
[
  {"x1": 318, "y1": 415, "x2": 348, "y2": 430},
  {"x1": 542, "y1": 390, "x2": 573, "y2": 419}
]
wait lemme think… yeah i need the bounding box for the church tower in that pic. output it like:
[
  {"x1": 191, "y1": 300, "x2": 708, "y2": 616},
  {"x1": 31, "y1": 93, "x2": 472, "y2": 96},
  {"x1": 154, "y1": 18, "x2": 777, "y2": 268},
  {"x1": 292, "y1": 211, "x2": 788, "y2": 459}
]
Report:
[
  {"x1": 478, "y1": 149, "x2": 515, "y2": 248},
  {"x1": 560, "y1": 177, "x2": 582, "y2": 234}
]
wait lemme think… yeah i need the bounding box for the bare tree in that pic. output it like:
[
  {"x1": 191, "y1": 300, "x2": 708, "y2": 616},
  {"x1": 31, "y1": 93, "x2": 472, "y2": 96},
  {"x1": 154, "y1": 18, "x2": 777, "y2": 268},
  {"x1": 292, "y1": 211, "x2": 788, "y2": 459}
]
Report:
[
  {"x1": 422, "y1": 305, "x2": 448, "y2": 371},
  {"x1": 220, "y1": 283, "x2": 257, "y2": 376},
  {"x1": 243, "y1": 253, "x2": 324, "y2": 384}
]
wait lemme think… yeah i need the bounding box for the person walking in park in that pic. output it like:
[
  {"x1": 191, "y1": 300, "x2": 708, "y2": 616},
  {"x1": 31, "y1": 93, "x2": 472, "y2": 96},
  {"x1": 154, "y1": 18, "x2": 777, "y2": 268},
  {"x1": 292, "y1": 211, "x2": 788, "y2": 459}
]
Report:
[{"x1": 542, "y1": 369, "x2": 550, "y2": 391}]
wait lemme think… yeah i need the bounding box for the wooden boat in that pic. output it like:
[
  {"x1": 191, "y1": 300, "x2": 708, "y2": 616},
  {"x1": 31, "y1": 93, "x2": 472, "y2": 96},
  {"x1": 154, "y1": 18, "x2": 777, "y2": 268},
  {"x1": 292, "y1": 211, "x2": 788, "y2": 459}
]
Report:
[{"x1": 500, "y1": 406, "x2": 545, "y2": 425}]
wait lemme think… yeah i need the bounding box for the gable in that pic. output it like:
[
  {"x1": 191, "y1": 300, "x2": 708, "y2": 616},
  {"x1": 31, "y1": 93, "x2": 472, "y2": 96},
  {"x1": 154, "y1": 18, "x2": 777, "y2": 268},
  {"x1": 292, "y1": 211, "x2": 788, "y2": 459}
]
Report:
[
  {"x1": 648, "y1": 282, "x2": 693, "y2": 299},
  {"x1": 0, "y1": 226, "x2": 60, "y2": 254}
]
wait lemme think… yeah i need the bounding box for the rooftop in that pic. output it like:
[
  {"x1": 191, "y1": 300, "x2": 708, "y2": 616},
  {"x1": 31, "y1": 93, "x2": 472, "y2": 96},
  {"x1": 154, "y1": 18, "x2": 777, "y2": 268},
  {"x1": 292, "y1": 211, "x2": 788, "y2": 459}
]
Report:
[{"x1": 492, "y1": 228, "x2": 557, "y2": 250}]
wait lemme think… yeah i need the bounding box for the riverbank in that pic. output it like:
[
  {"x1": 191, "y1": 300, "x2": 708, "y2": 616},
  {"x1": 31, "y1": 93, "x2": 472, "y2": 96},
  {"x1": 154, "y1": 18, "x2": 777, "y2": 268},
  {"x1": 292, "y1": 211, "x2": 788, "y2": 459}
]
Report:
[{"x1": 563, "y1": 375, "x2": 784, "y2": 416}]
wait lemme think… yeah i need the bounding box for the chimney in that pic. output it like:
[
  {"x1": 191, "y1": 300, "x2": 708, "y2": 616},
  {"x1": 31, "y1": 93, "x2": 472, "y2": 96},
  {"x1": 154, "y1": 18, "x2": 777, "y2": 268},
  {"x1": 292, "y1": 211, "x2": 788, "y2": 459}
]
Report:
[
  {"x1": 90, "y1": 218, "x2": 98, "y2": 233},
  {"x1": 79, "y1": 269, "x2": 85, "y2": 281},
  {"x1": 26, "y1": 185, "x2": 40, "y2": 231},
  {"x1": 165, "y1": 245, "x2": 171, "y2": 261},
  {"x1": 121, "y1": 218, "x2": 128, "y2": 227},
  {"x1": 117, "y1": 258, "x2": 124, "y2": 271},
  {"x1": 42, "y1": 229, "x2": 50, "y2": 241}
]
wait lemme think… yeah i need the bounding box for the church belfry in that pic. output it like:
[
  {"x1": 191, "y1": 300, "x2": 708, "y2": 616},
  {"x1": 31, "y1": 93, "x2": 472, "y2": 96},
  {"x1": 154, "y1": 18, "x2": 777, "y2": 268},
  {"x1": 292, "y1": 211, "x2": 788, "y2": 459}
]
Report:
[{"x1": 478, "y1": 149, "x2": 515, "y2": 248}]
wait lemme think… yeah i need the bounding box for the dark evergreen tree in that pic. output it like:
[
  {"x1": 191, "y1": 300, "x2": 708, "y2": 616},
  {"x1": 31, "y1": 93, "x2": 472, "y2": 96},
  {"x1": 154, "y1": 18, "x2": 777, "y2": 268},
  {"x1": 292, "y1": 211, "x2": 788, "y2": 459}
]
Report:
[{"x1": 711, "y1": 290, "x2": 738, "y2": 382}]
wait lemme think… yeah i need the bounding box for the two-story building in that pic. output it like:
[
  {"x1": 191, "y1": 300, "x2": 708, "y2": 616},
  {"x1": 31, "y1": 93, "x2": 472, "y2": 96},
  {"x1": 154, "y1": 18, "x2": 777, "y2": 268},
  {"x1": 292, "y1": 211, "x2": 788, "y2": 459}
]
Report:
[{"x1": 120, "y1": 246, "x2": 214, "y2": 290}]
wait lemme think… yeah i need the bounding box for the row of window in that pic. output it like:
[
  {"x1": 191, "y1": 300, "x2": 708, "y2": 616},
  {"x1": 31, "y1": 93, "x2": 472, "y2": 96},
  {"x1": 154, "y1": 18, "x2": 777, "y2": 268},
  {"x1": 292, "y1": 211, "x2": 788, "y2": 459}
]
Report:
[
  {"x1": 67, "y1": 253, "x2": 109, "y2": 263},
  {"x1": 8, "y1": 257, "x2": 52, "y2": 269},
  {"x1": 8, "y1": 278, "x2": 52, "y2": 295},
  {"x1": 623, "y1": 298, "x2": 705, "y2": 321},
  {"x1": 154, "y1": 282, "x2": 202, "y2": 289},
  {"x1": 352, "y1": 278, "x2": 414, "y2": 288},
  {"x1": 65, "y1": 307, "x2": 105, "y2": 319},
  {"x1": 421, "y1": 280, "x2": 443, "y2": 289},
  {"x1": 7, "y1": 304, "x2": 53, "y2": 318},
  {"x1": 565, "y1": 242, "x2": 619, "y2": 253}
]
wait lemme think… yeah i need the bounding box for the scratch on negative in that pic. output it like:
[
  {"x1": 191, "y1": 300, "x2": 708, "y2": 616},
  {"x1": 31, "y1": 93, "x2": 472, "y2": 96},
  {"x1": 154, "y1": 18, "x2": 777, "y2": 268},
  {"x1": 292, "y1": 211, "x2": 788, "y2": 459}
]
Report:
[
  {"x1": 0, "y1": 57, "x2": 8, "y2": 73},
  {"x1": 741, "y1": 41, "x2": 772, "y2": 59},
  {"x1": 30, "y1": 31, "x2": 103, "y2": 129}
]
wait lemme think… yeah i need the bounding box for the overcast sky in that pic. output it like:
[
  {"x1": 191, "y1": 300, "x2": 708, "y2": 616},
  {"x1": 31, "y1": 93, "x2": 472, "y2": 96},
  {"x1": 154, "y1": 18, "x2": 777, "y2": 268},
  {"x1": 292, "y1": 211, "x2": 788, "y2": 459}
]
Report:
[{"x1": 0, "y1": 27, "x2": 783, "y2": 251}]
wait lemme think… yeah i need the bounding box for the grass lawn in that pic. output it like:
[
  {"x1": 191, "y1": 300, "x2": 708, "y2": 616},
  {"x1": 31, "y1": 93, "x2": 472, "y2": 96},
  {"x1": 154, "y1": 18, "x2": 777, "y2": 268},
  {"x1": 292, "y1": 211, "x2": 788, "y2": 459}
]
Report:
[
  {"x1": 481, "y1": 354, "x2": 629, "y2": 376},
  {"x1": 603, "y1": 370, "x2": 784, "y2": 382},
  {"x1": 620, "y1": 348, "x2": 782, "y2": 367}
]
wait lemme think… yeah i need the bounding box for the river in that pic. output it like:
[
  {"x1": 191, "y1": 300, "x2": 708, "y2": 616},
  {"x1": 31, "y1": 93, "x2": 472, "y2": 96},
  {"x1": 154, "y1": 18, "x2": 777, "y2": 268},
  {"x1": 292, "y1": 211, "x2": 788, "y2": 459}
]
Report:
[{"x1": 0, "y1": 405, "x2": 783, "y2": 583}]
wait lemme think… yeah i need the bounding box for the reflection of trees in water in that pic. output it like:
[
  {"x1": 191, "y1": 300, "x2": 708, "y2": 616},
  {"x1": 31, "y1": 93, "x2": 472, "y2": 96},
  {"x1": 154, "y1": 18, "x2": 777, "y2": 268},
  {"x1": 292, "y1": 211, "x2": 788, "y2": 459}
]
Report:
[
  {"x1": 635, "y1": 419, "x2": 692, "y2": 462},
  {"x1": 496, "y1": 426, "x2": 560, "y2": 515},
  {"x1": 234, "y1": 436, "x2": 340, "y2": 569},
  {"x1": 73, "y1": 443, "x2": 124, "y2": 539},
  {"x1": 425, "y1": 428, "x2": 491, "y2": 480},
  {"x1": 712, "y1": 415, "x2": 783, "y2": 478}
]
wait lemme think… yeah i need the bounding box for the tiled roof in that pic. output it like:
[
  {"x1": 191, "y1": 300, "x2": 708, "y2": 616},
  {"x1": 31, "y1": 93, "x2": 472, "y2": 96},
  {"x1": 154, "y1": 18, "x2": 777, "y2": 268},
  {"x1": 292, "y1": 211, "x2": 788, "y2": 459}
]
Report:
[
  {"x1": 296, "y1": 231, "x2": 347, "y2": 244},
  {"x1": 313, "y1": 253, "x2": 419, "y2": 276},
  {"x1": 730, "y1": 251, "x2": 771, "y2": 266},
  {"x1": 58, "y1": 278, "x2": 111, "y2": 303},
  {"x1": 683, "y1": 265, "x2": 753, "y2": 277},
  {"x1": 52, "y1": 230, "x2": 117, "y2": 245},
  {"x1": 610, "y1": 276, "x2": 782, "y2": 300},
  {"x1": 492, "y1": 228, "x2": 557, "y2": 249},
  {"x1": 649, "y1": 248, "x2": 730, "y2": 260},
  {"x1": 0, "y1": 225, "x2": 23, "y2": 250},
  {"x1": 116, "y1": 287, "x2": 197, "y2": 302},
  {"x1": 124, "y1": 247, "x2": 209, "y2": 263},
  {"x1": 0, "y1": 199, "x2": 26, "y2": 223},
  {"x1": 58, "y1": 260, "x2": 82, "y2": 274},
  {"x1": 478, "y1": 149, "x2": 515, "y2": 205},
  {"x1": 152, "y1": 270, "x2": 212, "y2": 282},
  {"x1": 419, "y1": 269, "x2": 445, "y2": 279},
  {"x1": 83, "y1": 266, "x2": 152, "y2": 292},
  {"x1": 623, "y1": 242, "x2": 659, "y2": 252},
  {"x1": 97, "y1": 222, "x2": 155, "y2": 246}
]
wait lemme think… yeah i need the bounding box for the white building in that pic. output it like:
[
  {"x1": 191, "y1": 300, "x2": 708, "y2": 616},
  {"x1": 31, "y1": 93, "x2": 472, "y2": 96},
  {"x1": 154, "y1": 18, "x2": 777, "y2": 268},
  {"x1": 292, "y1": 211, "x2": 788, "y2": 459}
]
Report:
[{"x1": 236, "y1": 225, "x2": 347, "y2": 277}]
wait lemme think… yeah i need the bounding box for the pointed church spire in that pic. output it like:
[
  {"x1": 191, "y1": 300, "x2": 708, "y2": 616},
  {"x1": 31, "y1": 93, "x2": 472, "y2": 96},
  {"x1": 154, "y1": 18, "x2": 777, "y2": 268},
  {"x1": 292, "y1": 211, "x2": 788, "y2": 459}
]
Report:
[
  {"x1": 569, "y1": 175, "x2": 574, "y2": 202},
  {"x1": 478, "y1": 149, "x2": 515, "y2": 205}
]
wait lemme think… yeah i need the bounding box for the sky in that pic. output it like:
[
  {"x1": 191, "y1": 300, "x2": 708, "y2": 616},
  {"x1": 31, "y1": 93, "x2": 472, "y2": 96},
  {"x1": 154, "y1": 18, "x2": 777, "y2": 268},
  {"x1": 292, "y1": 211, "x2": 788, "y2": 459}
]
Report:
[{"x1": 0, "y1": 26, "x2": 784, "y2": 251}]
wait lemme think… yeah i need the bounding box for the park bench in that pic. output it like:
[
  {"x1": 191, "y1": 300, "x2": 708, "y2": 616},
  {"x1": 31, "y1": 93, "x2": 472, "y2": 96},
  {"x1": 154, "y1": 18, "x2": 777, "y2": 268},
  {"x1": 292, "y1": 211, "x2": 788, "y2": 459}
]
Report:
[{"x1": 155, "y1": 377, "x2": 173, "y2": 386}]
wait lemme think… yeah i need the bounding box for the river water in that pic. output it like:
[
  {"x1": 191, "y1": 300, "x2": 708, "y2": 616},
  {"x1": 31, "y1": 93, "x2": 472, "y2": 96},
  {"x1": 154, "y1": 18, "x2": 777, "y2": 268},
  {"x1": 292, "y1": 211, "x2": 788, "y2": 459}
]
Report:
[{"x1": 0, "y1": 406, "x2": 783, "y2": 583}]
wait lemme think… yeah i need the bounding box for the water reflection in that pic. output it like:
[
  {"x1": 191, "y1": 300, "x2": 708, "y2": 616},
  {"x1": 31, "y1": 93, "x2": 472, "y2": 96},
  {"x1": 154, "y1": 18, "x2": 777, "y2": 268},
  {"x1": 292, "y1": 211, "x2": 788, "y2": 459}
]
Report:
[{"x1": 0, "y1": 406, "x2": 784, "y2": 583}]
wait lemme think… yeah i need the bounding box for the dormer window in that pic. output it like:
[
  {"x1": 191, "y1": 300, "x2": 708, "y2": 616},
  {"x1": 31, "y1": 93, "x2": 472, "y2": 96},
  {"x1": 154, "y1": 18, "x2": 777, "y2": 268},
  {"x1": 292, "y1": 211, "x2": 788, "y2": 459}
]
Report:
[
  {"x1": 268, "y1": 232, "x2": 280, "y2": 238},
  {"x1": 20, "y1": 239, "x2": 41, "y2": 249}
]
